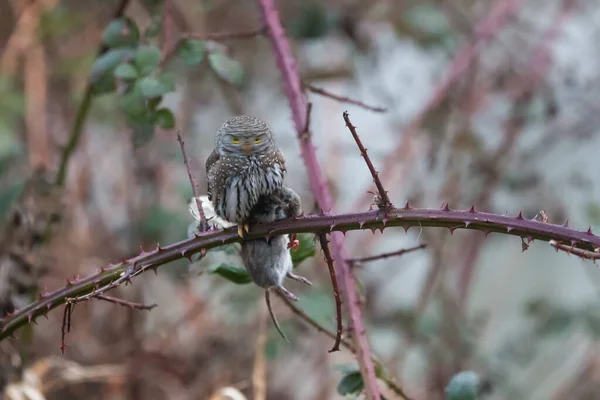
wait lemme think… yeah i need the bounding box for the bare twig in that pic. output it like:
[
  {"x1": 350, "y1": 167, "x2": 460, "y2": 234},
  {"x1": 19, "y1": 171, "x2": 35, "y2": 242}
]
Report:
[
  {"x1": 304, "y1": 82, "x2": 387, "y2": 113},
  {"x1": 96, "y1": 295, "x2": 157, "y2": 310},
  {"x1": 55, "y1": 0, "x2": 131, "y2": 186},
  {"x1": 256, "y1": 1, "x2": 383, "y2": 396},
  {"x1": 3, "y1": 206, "x2": 600, "y2": 340},
  {"x1": 549, "y1": 240, "x2": 600, "y2": 260},
  {"x1": 276, "y1": 292, "x2": 412, "y2": 400},
  {"x1": 60, "y1": 301, "x2": 72, "y2": 354},
  {"x1": 347, "y1": 244, "x2": 427, "y2": 265},
  {"x1": 318, "y1": 234, "x2": 343, "y2": 353},
  {"x1": 182, "y1": 27, "x2": 265, "y2": 41},
  {"x1": 177, "y1": 130, "x2": 208, "y2": 231},
  {"x1": 343, "y1": 111, "x2": 393, "y2": 212}
]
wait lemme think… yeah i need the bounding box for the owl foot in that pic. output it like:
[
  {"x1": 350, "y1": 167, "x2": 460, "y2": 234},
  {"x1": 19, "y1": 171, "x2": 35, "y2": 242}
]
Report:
[
  {"x1": 277, "y1": 285, "x2": 299, "y2": 302},
  {"x1": 236, "y1": 221, "x2": 251, "y2": 238},
  {"x1": 265, "y1": 290, "x2": 289, "y2": 342},
  {"x1": 287, "y1": 272, "x2": 312, "y2": 286}
]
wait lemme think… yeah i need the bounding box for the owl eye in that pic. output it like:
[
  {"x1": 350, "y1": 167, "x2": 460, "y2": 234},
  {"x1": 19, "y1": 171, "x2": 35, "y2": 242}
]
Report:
[
  {"x1": 254, "y1": 137, "x2": 262, "y2": 144},
  {"x1": 232, "y1": 136, "x2": 240, "y2": 144}
]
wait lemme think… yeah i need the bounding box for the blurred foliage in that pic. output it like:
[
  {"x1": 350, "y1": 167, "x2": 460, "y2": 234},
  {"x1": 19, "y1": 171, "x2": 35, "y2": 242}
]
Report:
[
  {"x1": 288, "y1": 1, "x2": 338, "y2": 40},
  {"x1": 524, "y1": 297, "x2": 600, "y2": 339},
  {"x1": 396, "y1": 3, "x2": 458, "y2": 50},
  {"x1": 445, "y1": 371, "x2": 482, "y2": 400}
]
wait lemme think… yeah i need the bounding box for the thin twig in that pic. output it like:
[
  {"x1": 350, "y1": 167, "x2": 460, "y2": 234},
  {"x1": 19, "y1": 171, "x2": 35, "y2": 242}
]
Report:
[
  {"x1": 55, "y1": 0, "x2": 131, "y2": 187},
  {"x1": 343, "y1": 111, "x2": 393, "y2": 211},
  {"x1": 182, "y1": 27, "x2": 266, "y2": 41},
  {"x1": 549, "y1": 240, "x2": 600, "y2": 260},
  {"x1": 96, "y1": 295, "x2": 158, "y2": 310},
  {"x1": 177, "y1": 130, "x2": 208, "y2": 231},
  {"x1": 304, "y1": 82, "x2": 387, "y2": 113},
  {"x1": 60, "y1": 302, "x2": 72, "y2": 354},
  {"x1": 257, "y1": 1, "x2": 383, "y2": 396},
  {"x1": 347, "y1": 244, "x2": 427, "y2": 264},
  {"x1": 276, "y1": 292, "x2": 412, "y2": 400},
  {"x1": 318, "y1": 234, "x2": 343, "y2": 352}
]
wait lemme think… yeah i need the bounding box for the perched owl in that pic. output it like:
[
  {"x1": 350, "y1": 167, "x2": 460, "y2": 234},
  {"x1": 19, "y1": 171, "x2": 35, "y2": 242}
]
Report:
[
  {"x1": 206, "y1": 116, "x2": 286, "y2": 237},
  {"x1": 240, "y1": 186, "x2": 311, "y2": 340}
]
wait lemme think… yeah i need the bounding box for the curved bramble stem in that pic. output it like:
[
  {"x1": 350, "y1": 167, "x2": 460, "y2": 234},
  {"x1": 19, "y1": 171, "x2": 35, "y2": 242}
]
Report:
[{"x1": 2, "y1": 206, "x2": 598, "y2": 341}]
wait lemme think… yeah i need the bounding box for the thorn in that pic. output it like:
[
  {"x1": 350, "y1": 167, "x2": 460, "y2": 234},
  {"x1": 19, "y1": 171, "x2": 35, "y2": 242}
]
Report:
[
  {"x1": 483, "y1": 230, "x2": 491, "y2": 238},
  {"x1": 527, "y1": 236, "x2": 534, "y2": 244},
  {"x1": 319, "y1": 208, "x2": 325, "y2": 216},
  {"x1": 464, "y1": 221, "x2": 471, "y2": 228},
  {"x1": 562, "y1": 219, "x2": 569, "y2": 228},
  {"x1": 402, "y1": 202, "x2": 412, "y2": 210},
  {"x1": 42, "y1": 312, "x2": 49, "y2": 320},
  {"x1": 378, "y1": 226, "x2": 384, "y2": 233},
  {"x1": 151, "y1": 266, "x2": 158, "y2": 276},
  {"x1": 65, "y1": 279, "x2": 73, "y2": 287},
  {"x1": 587, "y1": 227, "x2": 594, "y2": 235},
  {"x1": 441, "y1": 203, "x2": 450, "y2": 211},
  {"x1": 381, "y1": 216, "x2": 389, "y2": 226},
  {"x1": 448, "y1": 227, "x2": 456, "y2": 234},
  {"x1": 516, "y1": 211, "x2": 524, "y2": 220},
  {"x1": 329, "y1": 224, "x2": 336, "y2": 232},
  {"x1": 469, "y1": 206, "x2": 476, "y2": 213},
  {"x1": 403, "y1": 225, "x2": 410, "y2": 233},
  {"x1": 506, "y1": 227, "x2": 513, "y2": 233},
  {"x1": 46, "y1": 304, "x2": 52, "y2": 311},
  {"x1": 370, "y1": 228, "x2": 377, "y2": 235},
  {"x1": 157, "y1": 244, "x2": 164, "y2": 251},
  {"x1": 38, "y1": 293, "x2": 44, "y2": 300},
  {"x1": 358, "y1": 221, "x2": 365, "y2": 229}
]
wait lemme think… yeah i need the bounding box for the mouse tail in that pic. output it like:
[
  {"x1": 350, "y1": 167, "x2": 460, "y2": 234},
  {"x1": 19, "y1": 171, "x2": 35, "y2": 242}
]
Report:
[{"x1": 265, "y1": 290, "x2": 289, "y2": 343}]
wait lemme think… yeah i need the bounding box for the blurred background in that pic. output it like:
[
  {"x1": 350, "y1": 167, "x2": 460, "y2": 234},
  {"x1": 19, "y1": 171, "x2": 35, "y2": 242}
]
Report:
[{"x1": 1, "y1": 0, "x2": 600, "y2": 399}]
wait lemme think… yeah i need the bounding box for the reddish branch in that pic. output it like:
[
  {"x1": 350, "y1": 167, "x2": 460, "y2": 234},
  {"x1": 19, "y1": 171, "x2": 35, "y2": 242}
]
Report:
[
  {"x1": 304, "y1": 82, "x2": 387, "y2": 113},
  {"x1": 97, "y1": 295, "x2": 158, "y2": 310},
  {"x1": 177, "y1": 130, "x2": 208, "y2": 231},
  {"x1": 256, "y1": 1, "x2": 383, "y2": 397},
  {"x1": 318, "y1": 234, "x2": 343, "y2": 352},
  {"x1": 550, "y1": 240, "x2": 600, "y2": 260},
  {"x1": 347, "y1": 244, "x2": 427, "y2": 264},
  {"x1": 2, "y1": 205, "x2": 600, "y2": 341},
  {"x1": 343, "y1": 112, "x2": 393, "y2": 211}
]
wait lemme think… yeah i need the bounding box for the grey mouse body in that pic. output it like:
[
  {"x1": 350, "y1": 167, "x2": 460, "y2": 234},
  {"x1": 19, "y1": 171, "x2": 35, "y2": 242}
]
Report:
[{"x1": 240, "y1": 186, "x2": 311, "y2": 340}]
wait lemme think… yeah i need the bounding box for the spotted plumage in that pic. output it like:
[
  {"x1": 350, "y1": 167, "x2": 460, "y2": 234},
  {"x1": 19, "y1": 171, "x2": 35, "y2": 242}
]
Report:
[{"x1": 206, "y1": 116, "x2": 286, "y2": 229}]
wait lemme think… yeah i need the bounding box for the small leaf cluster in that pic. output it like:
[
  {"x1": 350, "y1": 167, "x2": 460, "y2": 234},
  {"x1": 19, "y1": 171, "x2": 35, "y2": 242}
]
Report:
[
  {"x1": 336, "y1": 363, "x2": 389, "y2": 399},
  {"x1": 90, "y1": 17, "x2": 176, "y2": 147},
  {"x1": 178, "y1": 38, "x2": 245, "y2": 87}
]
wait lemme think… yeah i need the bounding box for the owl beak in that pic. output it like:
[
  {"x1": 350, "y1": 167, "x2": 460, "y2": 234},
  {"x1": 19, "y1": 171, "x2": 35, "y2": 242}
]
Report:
[{"x1": 241, "y1": 142, "x2": 253, "y2": 155}]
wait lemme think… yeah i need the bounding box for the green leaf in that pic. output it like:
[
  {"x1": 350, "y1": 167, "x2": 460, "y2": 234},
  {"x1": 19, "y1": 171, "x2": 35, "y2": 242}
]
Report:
[
  {"x1": 114, "y1": 63, "x2": 138, "y2": 80},
  {"x1": 148, "y1": 96, "x2": 163, "y2": 109},
  {"x1": 137, "y1": 76, "x2": 170, "y2": 99},
  {"x1": 208, "y1": 263, "x2": 252, "y2": 284},
  {"x1": 118, "y1": 87, "x2": 146, "y2": 117},
  {"x1": 208, "y1": 52, "x2": 244, "y2": 86},
  {"x1": 135, "y1": 45, "x2": 161, "y2": 75},
  {"x1": 178, "y1": 39, "x2": 206, "y2": 66},
  {"x1": 101, "y1": 17, "x2": 140, "y2": 48},
  {"x1": 445, "y1": 371, "x2": 480, "y2": 400},
  {"x1": 153, "y1": 108, "x2": 175, "y2": 129},
  {"x1": 292, "y1": 233, "x2": 316, "y2": 265},
  {"x1": 130, "y1": 118, "x2": 155, "y2": 148},
  {"x1": 89, "y1": 47, "x2": 136, "y2": 94},
  {"x1": 337, "y1": 371, "x2": 364, "y2": 396}
]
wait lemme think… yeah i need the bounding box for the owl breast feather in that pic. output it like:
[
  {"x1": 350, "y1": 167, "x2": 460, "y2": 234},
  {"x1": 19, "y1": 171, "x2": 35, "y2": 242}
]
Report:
[{"x1": 217, "y1": 156, "x2": 285, "y2": 223}]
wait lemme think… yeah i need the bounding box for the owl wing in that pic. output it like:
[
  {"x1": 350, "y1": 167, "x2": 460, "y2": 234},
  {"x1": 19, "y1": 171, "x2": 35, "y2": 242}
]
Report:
[
  {"x1": 205, "y1": 149, "x2": 220, "y2": 202},
  {"x1": 273, "y1": 149, "x2": 287, "y2": 175}
]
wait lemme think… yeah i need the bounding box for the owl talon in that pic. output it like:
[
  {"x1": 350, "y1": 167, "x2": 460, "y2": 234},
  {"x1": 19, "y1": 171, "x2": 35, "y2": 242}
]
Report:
[
  {"x1": 287, "y1": 272, "x2": 312, "y2": 286},
  {"x1": 244, "y1": 222, "x2": 250, "y2": 233},
  {"x1": 237, "y1": 225, "x2": 246, "y2": 238}
]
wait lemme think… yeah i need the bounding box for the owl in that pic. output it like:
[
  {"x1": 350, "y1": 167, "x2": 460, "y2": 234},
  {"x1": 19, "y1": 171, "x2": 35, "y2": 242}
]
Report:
[{"x1": 206, "y1": 115, "x2": 286, "y2": 237}]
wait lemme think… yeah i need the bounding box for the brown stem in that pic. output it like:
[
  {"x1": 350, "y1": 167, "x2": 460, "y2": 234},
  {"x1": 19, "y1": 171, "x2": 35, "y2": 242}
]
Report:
[
  {"x1": 318, "y1": 234, "x2": 343, "y2": 352},
  {"x1": 343, "y1": 111, "x2": 393, "y2": 211},
  {"x1": 177, "y1": 130, "x2": 208, "y2": 231},
  {"x1": 549, "y1": 240, "x2": 600, "y2": 260},
  {"x1": 96, "y1": 295, "x2": 157, "y2": 310},
  {"x1": 182, "y1": 27, "x2": 265, "y2": 41},
  {"x1": 347, "y1": 244, "x2": 427, "y2": 264},
  {"x1": 304, "y1": 83, "x2": 387, "y2": 113}
]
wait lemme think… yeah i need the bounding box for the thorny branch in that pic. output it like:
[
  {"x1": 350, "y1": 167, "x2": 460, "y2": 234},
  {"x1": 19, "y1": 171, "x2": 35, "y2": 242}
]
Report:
[
  {"x1": 276, "y1": 292, "x2": 412, "y2": 400},
  {"x1": 96, "y1": 295, "x2": 158, "y2": 310},
  {"x1": 318, "y1": 234, "x2": 343, "y2": 353},
  {"x1": 347, "y1": 244, "x2": 427, "y2": 265},
  {"x1": 177, "y1": 130, "x2": 208, "y2": 232},
  {"x1": 256, "y1": 0, "x2": 383, "y2": 397},
  {"x1": 549, "y1": 240, "x2": 600, "y2": 260},
  {"x1": 304, "y1": 82, "x2": 387, "y2": 113},
  {"x1": 343, "y1": 112, "x2": 393, "y2": 212},
  {"x1": 2, "y1": 205, "x2": 599, "y2": 341}
]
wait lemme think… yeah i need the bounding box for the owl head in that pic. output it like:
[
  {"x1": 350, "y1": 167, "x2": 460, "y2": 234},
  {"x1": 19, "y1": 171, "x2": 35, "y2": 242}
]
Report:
[{"x1": 215, "y1": 115, "x2": 276, "y2": 156}]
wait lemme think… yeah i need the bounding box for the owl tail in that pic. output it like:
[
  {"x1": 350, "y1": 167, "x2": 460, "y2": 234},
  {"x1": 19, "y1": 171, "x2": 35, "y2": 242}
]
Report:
[{"x1": 265, "y1": 290, "x2": 289, "y2": 343}]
